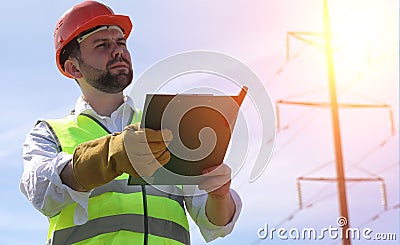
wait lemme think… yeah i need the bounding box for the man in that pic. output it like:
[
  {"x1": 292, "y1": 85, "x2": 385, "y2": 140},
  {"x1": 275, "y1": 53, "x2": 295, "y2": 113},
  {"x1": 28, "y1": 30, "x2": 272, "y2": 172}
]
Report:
[{"x1": 20, "y1": 1, "x2": 242, "y2": 245}]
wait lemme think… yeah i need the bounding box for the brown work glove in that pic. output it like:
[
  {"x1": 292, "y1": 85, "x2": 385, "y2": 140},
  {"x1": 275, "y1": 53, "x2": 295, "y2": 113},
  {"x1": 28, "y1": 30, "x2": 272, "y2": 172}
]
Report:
[{"x1": 72, "y1": 123, "x2": 173, "y2": 190}]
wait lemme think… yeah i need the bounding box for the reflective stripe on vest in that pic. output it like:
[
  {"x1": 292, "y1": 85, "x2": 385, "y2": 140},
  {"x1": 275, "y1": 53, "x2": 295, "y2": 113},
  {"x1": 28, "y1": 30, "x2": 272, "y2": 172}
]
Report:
[{"x1": 44, "y1": 110, "x2": 190, "y2": 245}]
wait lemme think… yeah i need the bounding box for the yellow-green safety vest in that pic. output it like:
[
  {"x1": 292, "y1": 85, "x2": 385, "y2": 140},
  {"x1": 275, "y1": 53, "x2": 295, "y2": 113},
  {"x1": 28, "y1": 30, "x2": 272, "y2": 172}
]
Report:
[{"x1": 42, "y1": 111, "x2": 190, "y2": 245}]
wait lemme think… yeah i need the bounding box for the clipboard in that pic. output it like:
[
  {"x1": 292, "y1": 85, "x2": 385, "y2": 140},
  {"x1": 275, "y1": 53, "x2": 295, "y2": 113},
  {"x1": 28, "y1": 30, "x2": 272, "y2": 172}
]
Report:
[{"x1": 128, "y1": 86, "x2": 248, "y2": 185}]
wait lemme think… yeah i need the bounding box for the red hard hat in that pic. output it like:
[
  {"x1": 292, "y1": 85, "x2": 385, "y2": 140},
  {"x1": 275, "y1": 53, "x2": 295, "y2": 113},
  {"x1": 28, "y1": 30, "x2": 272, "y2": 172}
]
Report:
[{"x1": 54, "y1": 1, "x2": 133, "y2": 78}]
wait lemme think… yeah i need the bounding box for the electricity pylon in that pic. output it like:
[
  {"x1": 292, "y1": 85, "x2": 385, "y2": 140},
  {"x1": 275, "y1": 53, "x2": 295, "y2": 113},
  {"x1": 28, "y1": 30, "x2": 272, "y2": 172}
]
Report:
[{"x1": 277, "y1": 1, "x2": 395, "y2": 244}]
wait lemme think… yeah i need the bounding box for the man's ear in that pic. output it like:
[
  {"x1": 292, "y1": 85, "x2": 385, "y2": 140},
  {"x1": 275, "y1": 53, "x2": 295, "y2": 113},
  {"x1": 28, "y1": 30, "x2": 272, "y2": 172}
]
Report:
[{"x1": 64, "y1": 60, "x2": 83, "y2": 79}]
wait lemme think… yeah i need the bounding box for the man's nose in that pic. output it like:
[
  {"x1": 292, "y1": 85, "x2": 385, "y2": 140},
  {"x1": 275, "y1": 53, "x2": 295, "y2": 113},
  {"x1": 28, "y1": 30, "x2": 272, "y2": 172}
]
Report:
[{"x1": 112, "y1": 45, "x2": 124, "y2": 58}]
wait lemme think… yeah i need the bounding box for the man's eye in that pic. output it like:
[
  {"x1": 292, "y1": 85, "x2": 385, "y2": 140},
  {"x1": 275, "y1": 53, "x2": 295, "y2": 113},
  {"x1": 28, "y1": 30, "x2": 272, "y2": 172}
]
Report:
[
  {"x1": 119, "y1": 42, "x2": 127, "y2": 47},
  {"x1": 95, "y1": 43, "x2": 107, "y2": 48}
]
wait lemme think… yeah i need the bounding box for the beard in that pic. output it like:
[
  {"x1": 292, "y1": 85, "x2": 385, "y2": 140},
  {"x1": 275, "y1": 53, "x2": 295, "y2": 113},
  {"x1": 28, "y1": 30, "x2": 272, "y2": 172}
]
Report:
[{"x1": 78, "y1": 57, "x2": 133, "y2": 94}]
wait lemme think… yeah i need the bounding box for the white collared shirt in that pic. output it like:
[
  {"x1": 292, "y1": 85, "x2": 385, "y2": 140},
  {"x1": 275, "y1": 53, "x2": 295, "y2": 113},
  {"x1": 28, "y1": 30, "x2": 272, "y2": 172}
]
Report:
[{"x1": 20, "y1": 95, "x2": 242, "y2": 242}]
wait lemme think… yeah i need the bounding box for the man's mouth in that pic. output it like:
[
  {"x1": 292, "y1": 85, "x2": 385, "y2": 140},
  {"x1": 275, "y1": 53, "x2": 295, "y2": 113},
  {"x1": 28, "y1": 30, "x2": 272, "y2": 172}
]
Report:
[{"x1": 109, "y1": 62, "x2": 129, "y2": 70}]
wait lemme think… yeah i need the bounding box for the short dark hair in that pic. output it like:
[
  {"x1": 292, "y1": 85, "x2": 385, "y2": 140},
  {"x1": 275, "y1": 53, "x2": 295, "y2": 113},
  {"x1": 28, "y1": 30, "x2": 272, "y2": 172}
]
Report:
[{"x1": 60, "y1": 40, "x2": 79, "y2": 70}]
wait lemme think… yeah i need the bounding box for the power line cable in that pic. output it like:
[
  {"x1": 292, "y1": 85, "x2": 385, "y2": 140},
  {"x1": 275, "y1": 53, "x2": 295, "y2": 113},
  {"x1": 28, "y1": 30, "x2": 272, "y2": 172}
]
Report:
[
  {"x1": 281, "y1": 86, "x2": 327, "y2": 101},
  {"x1": 274, "y1": 108, "x2": 323, "y2": 155},
  {"x1": 273, "y1": 157, "x2": 398, "y2": 232},
  {"x1": 338, "y1": 48, "x2": 399, "y2": 95},
  {"x1": 276, "y1": 105, "x2": 321, "y2": 132},
  {"x1": 347, "y1": 131, "x2": 399, "y2": 171},
  {"x1": 356, "y1": 203, "x2": 400, "y2": 229}
]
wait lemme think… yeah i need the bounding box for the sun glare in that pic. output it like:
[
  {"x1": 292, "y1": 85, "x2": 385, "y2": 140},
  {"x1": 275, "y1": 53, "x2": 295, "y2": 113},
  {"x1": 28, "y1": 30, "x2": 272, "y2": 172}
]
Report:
[{"x1": 327, "y1": 0, "x2": 398, "y2": 89}]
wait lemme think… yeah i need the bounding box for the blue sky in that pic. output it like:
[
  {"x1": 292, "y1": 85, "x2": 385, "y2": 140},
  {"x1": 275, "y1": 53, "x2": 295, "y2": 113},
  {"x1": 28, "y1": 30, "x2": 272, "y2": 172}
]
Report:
[{"x1": 0, "y1": 0, "x2": 398, "y2": 244}]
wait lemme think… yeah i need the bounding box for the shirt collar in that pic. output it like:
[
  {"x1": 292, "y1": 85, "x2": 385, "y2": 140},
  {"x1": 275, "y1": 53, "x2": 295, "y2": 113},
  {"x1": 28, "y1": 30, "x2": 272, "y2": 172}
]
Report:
[{"x1": 74, "y1": 95, "x2": 137, "y2": 119}]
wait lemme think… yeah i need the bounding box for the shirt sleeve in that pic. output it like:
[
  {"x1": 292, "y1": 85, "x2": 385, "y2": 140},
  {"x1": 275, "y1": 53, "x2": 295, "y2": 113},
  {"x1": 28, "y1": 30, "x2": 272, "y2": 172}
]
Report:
[
  {"x1": 184, "y1": 187, "x2": 242, "y2": 242},
  {"x1": 20, "y1": 121, "x2": 91, "y2": 224}
]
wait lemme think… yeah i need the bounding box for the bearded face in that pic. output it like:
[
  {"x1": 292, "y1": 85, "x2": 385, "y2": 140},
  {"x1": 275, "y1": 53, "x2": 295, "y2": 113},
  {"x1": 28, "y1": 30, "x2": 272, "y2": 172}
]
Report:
[{"x1": 78, "y1": 56, "x2": 134, "y2": 94}]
